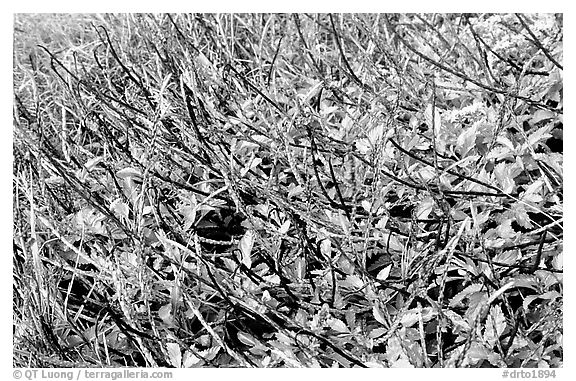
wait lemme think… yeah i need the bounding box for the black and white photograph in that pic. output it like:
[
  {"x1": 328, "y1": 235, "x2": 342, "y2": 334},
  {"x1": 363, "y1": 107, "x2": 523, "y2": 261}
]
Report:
[{"x1": 12, "y1": 12, "x2": 563, "y2": 369}]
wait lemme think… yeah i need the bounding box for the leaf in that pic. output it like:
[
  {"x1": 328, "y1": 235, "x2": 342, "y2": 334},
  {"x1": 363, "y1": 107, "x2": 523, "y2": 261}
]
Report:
[
  {"x1": 466, "y1": 341, "x2": 491, "y2": 366},
  {"x1": 287, "y1": 184, "x2": 304, "y2": 198},
  {"x1": 449, "y1": 283, "x2": 483, "y2": 307},
  {"x1": 523, "y1": 291, "x2": 561, "y2": 310},
  {"x1": 158, "y1": 303, "x2": 176, "y2": 327},
  {"x1": 166, "y1": 342, "x2": 182, "y2": 367},
  {"x1": 238, "y1": 230, "x2": 255, "y2": 268},
  {"x1": 355, "y1": 139, "x2": 371, "y2": 154},
  {"x1": 278, "y1": 220, "x2": 291, "y2": 235},
  {"x1": 294, "y1": 257, "x2": 306, "y2": 281},
  {"x1": 496, "y1": 135, "x2": 515, "y2": 152},
  {"x1": 400, "y1": 307, "x2": 436, "y2": 327},
  {"x1": 416, "y1": 196, "x2": 435, "y2": 220},
  {"x1": 484, "y1": 305, "x2": 506, "y2": 346},
  {"x1": 424, "y1": 104, "x2": 442, "y2": 133},
  {"x1": 391, "y1": 357, "x2": 414, "y2": 368},
  {"x1": 512, "y1": 274, "x2": 540, "y2": 291},
  {"x1": 496, "y1": 219, "x2": 517, "y2": 240},
  {"x1": 521, "y1": 179, "x2": 544, "y2": 204},
  {"x1": 527, "y1": 125, "x2": 553, "y2": 147},
  {"x1": 386, "y1": 337, "x2": 414, "y2": 367},
  {"x1": 368, "y1": 327, "x2": 388, "y2": 339},
  {"x1": 116, "y1": 167, "x2": 142, "y2": 179},
  {"x1": 84, "y1": 156, "x2": 104, "y2": 171},
  {"x1": 456, "y1": 124, "x2": 478, "y2": 156},
  {"x1": 182, "y1": 350, "x2": 202, "y2": 367},
  {"x1": 109, "y1": 198, "x2": 129, "y2": 220},
  {"x1": 552, "y1": 252, "x2": 563, "y2": 270},
  {"x1": 466, "y1": 291, "x2": 488, "y2": 320},
  {"x1": 367, "y1": 124, "x2": 385, "y2": 146},
  {"x1": 342, "y1": 275, "x2": 364, "y2": 290},
  {"x1": 376, "y1": 264, "x2": 393, "y2": 281},
  {"x1": 444, "y1": 310, "x2": 470, "y2": 333},
  {"x1": 379, "y1": 233, "x2": 404, "y2": 253},
  {"x1": 237, "y1": 331, "x2": 258, "y2": 347},
  {"x1": 240, "y1": 156, "x2": 262, "y2": 177},
  {"x1": 181, "y1": 205, "x2": 197, "y2": 231},
  {"x1": 198, "y1": 346, "x2": 220, "y2": 361},
  {"x1": 327, "y1": 318, "x2": 350, "y2": 333},
  {"x1": 320, "y1": 239, "x2": 332, "y2": 259},
  {"x1": 511, "y1": 203, "x2": 534, "y2": 229},
  {"x1": 302, "y1": 80, "x2": 323, "y2": 104},
  {"x1": 493, "y1": 250, "x2": 520, "y2": 265},
  {"x1": 372, "y1": 303, "x2": 388, "y2": 326},
  {"x1": 530, "y1": 110, "x2": 556, "y2": 125},
  {"x1": 494, "y1": 162, "x2": 521, "y2": 194}
]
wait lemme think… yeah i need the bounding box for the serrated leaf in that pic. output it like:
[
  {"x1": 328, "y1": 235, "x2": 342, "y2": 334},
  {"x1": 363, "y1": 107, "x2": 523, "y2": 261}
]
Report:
[
  {"x1": 466, "y1": 291, "x2": 488, "y2": 320},
  {"x1": 368, "y1": 327, "x2": 388, "y2": 339},
  {"x1": 528, "y1": 125, "x2": 553, "y2": 147},
  {"x1": 368, "y1": 124, "x2": 385, "y2": 146},
  {"x1": 400, "y1": 307, "x2": 436, "y2": 327},
  {"x1": 287, "y1": 184, "x2": 304, "y2": 198},
  {"x1": 400, "y1": 311, "x2": 419, "y2": 327},
  {"x1": 524, "y1": 179, "x2": 544, "y2": 195},
  {"x1": 342, "y1": 274, "x2": 364, "y2": 290},
  {"x1": 512, "y1": 274, "x2": 540, "y2": 291},
  {"x1": 511, "y1": 204, "x2": 534, "y2": 229},
  {"x1": 198, "y1": 346, "x2": 220, "y2": 361},
  {"x1": 355, "y1": 139, "x2": 371, "y2": 154},
  {"x1": 449, "y1": 283, "x2": 483, "y2": 307},
  {"x1": 496, "y1": 135, "x2": 515, "y2": 152},
  {"x1": 484, "y1": 305, "x2": 506, "y2": 346},
  {"x1": 531, "y1": 110, "x2": 556, "y2": 124},
  {"x1": 467, "y1": 341, "x2": 491, "y2": 366},
  {"x1": 523, "y1": 291, "x2": 561, "y2": 311},
  {"x1": 110, "y1": 198, "x2": 129, "y2": 220},
  {"x1": 385, "y1": 336, "x2": 402, "y2": 362},
  {"x1": 494, "y1": 162, "x2": 519, "y2": 194}
]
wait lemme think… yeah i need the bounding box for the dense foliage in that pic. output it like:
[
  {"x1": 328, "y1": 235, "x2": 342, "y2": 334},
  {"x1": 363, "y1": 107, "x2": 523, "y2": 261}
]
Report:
[{"x1": 13, "y1": 13, "x2": 562, "y2": 368}]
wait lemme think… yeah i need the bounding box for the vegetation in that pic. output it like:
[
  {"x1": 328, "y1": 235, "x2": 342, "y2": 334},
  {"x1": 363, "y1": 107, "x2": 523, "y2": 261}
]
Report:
[{"x1": 13, "y1": 13, "x2": 563, "y2": 368}]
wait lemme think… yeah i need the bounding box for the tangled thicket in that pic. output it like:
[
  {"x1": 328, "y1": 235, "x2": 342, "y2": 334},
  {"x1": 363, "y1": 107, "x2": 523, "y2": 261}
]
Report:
[{"x1": 13, "y1": 14, "x2": 562, "y2": 368}]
